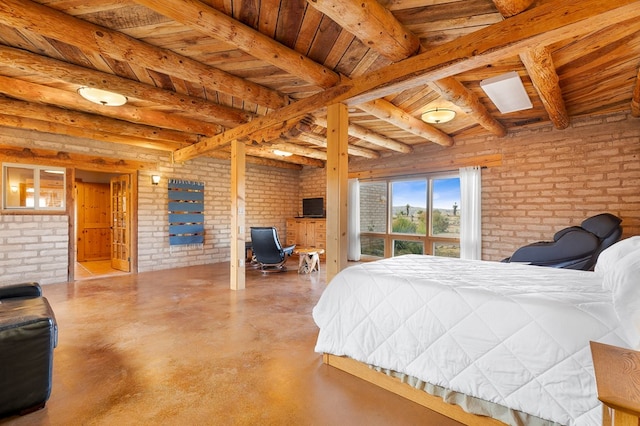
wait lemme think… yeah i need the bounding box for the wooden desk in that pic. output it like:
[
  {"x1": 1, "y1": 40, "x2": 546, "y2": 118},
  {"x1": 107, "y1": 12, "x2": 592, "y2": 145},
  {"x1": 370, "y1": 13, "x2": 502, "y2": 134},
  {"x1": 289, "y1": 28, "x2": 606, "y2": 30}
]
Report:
[
  {"x1": 294, "y1": 248, "x2": 324, "y2": 274},
  {"x1": 590, "y1": 341, "x2": 640, "y2": 426}
]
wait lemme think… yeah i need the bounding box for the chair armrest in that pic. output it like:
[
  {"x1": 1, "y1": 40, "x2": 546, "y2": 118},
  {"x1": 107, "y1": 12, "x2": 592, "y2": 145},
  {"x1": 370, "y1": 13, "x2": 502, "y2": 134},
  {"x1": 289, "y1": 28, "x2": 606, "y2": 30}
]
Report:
[
  {"x1": 0, "y1": 282, "x2": 42, "y2": 299},
  {"x1": 283, "y1": 245, "x2": 296, "y2": 256}
]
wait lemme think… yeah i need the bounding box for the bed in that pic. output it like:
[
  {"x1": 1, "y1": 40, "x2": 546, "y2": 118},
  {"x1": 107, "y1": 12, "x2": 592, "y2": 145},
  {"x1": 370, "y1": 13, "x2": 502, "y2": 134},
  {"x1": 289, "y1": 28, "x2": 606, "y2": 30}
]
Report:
[{"x1": 313, "y1": 237, "x2": 640, "y2": 426}]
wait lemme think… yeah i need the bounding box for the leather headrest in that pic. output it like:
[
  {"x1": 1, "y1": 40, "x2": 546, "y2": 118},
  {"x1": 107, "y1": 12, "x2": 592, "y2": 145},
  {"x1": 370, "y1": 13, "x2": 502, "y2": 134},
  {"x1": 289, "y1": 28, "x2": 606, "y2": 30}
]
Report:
[
  {"x1": 554, "y1": 226, "x2": 583, "y2": 241},
  {"x1": 581, "y1": 213, "x2": 622, "y2": 239}
]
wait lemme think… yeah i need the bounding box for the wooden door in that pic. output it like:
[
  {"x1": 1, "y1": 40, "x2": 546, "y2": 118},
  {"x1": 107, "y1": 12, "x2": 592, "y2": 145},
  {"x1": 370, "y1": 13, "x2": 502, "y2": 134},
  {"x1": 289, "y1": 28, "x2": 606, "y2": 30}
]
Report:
[
  {"x1": 76, "y1": 182, "x2": 110, "y2": 261},
  {"x1": 110, "y1": 175, "x2": 131, "y2": 272}
]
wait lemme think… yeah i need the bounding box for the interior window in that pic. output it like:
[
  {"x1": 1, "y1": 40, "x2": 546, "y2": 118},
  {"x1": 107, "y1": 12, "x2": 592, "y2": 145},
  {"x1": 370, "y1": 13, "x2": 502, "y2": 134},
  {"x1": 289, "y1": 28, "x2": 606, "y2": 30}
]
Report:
[{"x1": 3, "y1": 164, "x2": 66, "y2": 210}]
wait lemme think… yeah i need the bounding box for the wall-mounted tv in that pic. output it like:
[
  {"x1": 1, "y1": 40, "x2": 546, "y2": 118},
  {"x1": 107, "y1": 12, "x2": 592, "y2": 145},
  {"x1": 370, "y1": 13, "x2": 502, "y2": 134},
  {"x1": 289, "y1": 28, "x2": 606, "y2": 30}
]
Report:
[{"x1": 302, "y1": 197, "x2": 324, "y2": 218}]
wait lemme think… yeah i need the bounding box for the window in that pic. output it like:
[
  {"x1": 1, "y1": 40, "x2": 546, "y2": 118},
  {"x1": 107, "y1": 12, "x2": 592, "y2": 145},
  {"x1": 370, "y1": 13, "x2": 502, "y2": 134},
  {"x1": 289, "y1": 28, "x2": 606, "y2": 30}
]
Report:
[
  {"x1": 3, "y1": 163, "x2": 66, "y2": 210},
  {"x1": 359, "y1": 174, "x2": 460, "y2": 259}
]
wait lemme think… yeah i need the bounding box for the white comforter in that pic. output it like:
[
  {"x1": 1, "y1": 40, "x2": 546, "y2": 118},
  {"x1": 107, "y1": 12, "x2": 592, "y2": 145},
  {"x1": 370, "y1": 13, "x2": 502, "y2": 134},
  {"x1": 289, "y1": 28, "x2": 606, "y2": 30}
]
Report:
[{"x1": 313, "y1": 255, "x2": 632, "y2": 426}]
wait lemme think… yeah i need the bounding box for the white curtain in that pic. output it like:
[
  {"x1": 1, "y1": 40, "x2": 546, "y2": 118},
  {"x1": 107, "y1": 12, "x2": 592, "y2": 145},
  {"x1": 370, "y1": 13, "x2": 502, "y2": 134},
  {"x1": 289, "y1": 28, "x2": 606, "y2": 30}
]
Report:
[
  {"x1": 460, "y1": 166, "x2": 482, "y2": 260},
  {"x1": 347, "y1": 178, "x2": 361, "y2": 261}
]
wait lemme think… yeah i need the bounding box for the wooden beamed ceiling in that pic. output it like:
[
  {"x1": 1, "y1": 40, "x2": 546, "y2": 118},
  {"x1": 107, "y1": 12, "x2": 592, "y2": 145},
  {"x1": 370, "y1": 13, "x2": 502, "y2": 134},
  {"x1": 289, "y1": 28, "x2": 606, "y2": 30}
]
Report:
[{"x1": 0, "y1": 0, "x2": 638, "y2": 168}]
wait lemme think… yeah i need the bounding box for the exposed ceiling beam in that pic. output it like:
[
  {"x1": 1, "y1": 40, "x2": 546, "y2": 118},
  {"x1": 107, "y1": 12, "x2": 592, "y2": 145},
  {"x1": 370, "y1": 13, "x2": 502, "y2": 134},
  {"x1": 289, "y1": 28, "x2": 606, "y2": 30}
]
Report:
[
  {"x1": 134, "y1": 0, "x2": 445, "y2": 149},
  {"x1": 173, "y1": 0, "x2": 640, "y2": 162},
  {"x1": 293, "y1": 131, "x2": 380, "y2": 159},
  {"x1": 0, "y1": 46, "x2": 254, "y2": 128},
  {"x1": 204, "y1": 149, "x2": 303, "y2": 170},
  {"x1": 0, "y1": 96, "x2": 196, "y2": 147},
  {"x1": 311, "y1": 116, "x2": 413, "y2": 154},
  {"x1": 0, "y1": 76, "x2": 222, "y2": 136},
  {"x1": 519, "y1": 47, "x2": 570, "y2": 129},
  {"x1": 491, "y1": 0, "x2": 535, "y2": 17},
  {"x1": 243, "y1": 144, "x2": 325, "y2": 167},
  {"x1": 357, "y1": 100, "x2": 453, "y2": 146},
  {"x1": 307, "y1": 0, "x2": 506, "y2": 138},
  {"x1": 0, "y1": 114, "x2": 182, "y2": 152},
  {"x1": 267, "y1": 141, "x2": 328, "y2": 161},
  {"x1": 0, "y1": 0, "x2": 288, "y2": 109}
]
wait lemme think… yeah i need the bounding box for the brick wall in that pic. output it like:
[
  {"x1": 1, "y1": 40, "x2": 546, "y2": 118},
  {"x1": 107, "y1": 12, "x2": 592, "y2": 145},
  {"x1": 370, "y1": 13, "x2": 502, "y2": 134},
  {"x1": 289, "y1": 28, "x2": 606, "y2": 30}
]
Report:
[
  {"x1": 0, "y1": 215, "x2": 68, "y2": 285},
  {"x1": 0, "y1": 128, "x2": 299, "y2": 284},
  {"x1": 327, "y1": 112, "x2": 640, "y2": 261}
]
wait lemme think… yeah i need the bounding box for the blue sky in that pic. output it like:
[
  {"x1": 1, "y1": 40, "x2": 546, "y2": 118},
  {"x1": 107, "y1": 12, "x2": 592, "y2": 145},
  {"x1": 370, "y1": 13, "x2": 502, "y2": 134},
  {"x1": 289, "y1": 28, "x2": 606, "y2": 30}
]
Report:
[{"x1": 392, "y1": 178, "x2": 460, "y2": 210}]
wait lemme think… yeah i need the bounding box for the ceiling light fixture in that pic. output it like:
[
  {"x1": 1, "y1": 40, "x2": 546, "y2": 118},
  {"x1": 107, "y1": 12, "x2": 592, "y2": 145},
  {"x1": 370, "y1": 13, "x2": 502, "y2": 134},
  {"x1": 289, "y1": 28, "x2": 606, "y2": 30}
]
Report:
[
  {"x1": 421, "y1": 108, "x2": 456, "y2": 124},
  {"x1": 479, "y1": 71, "x2": 532, "y2": 114},
  {"x1": 77, "y1": 87, "x2": 127, "y2": 107},
  {"x1": 273, "y1": 149, "x2": 293, "y2": 157}
]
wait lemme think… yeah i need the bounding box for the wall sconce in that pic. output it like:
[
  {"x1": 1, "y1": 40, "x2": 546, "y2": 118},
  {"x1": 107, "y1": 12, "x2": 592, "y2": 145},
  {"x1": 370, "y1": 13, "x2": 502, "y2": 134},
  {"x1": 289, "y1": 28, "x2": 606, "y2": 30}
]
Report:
[
  {"x1": 151, "y1": 175, "x2": 161, "y2": 185},
  {"x1": 10, "y1": 185, "x2": 18, "y2": 193}
]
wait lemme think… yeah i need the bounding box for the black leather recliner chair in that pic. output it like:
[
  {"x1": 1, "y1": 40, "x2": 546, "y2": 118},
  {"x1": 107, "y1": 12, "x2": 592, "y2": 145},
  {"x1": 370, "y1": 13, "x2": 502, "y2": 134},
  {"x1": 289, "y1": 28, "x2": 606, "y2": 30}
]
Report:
[
  {"x1": 0, "y1": 282, "x2": 58, "y2": 418},
  {"x1": 250, "y1": 227, "x2": 295, "y2": 272},
  {"x1": 503, "y1": 213, "x2": 622, "y2": 270}
]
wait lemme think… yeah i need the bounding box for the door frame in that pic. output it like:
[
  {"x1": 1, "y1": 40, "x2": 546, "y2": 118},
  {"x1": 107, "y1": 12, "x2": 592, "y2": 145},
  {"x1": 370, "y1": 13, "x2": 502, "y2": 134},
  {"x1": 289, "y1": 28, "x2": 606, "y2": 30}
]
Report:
[{"x1": 69, "y1": 169, "x2": 138, "y2": 281}]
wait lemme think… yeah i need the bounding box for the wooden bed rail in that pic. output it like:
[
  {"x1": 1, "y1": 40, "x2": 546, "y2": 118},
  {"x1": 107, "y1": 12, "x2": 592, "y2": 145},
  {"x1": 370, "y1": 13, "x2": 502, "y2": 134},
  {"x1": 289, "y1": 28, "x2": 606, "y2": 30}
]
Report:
[{"x1": 322, "y1": 353, "x2": 505, "y2": 426}]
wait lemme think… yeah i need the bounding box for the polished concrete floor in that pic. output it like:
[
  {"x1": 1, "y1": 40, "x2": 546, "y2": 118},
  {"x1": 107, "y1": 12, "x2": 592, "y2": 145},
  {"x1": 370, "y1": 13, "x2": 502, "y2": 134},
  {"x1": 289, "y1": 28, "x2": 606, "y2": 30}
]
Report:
[{"x1": 2, "y1": 262, "x2": 463, "y2": 426}]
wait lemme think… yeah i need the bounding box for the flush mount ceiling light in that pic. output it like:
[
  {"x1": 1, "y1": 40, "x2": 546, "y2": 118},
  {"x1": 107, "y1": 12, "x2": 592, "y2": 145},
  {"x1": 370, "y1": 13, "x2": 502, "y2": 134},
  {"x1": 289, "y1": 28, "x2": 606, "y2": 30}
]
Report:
[
  {"x1": 273, "y1": 149, "x2": 293, "y2": 157},
  {"x1": 77, "y1": 87, "x2": 127, "y2": 107},
  {"x1": 421, "y1": 108, "x2": 456, "y2": 124},
  {"x1": 480, "y1": 71, "x2": 532, "y2": 114}
]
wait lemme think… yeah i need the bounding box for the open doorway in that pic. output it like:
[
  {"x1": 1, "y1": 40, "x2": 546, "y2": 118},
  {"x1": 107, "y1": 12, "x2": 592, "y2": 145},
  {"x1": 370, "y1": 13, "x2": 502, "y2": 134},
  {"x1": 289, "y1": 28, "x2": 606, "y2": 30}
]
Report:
[{"x1": 74, "y1": 170, "x2": 133, "y2": 280}]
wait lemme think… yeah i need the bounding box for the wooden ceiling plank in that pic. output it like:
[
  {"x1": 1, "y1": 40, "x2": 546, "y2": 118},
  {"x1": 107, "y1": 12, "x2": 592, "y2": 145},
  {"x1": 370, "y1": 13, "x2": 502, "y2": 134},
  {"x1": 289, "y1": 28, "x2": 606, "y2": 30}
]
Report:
[
  {"x1": 306, "y1": 0, "x2": 420, "y2": 62},
  {"x1": 0, "y1": 95, "x2": 197, "y2": 146},
  {"x1": 0, "y1": 0, "x2": 288, "y2": 109},
  {"x1": 519, "y1": 46, "x2": 570, "y2": 129},
  {"x1": 172, "y1": 0, "x2": 640, "y2": 162},
  {"x1": 131, "y1": 0, "x2": 340, "y2": 88},
  {"x1": 0, "y1": 45, "x2": 254, "y2": 128}
]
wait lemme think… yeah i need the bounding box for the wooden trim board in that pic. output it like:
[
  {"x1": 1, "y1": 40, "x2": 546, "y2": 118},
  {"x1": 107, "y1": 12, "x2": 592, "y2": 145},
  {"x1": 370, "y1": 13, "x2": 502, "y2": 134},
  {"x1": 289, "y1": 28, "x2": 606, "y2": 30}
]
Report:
[{"x1": 322, "y1": 354, "x2": 505, "y2": 426}]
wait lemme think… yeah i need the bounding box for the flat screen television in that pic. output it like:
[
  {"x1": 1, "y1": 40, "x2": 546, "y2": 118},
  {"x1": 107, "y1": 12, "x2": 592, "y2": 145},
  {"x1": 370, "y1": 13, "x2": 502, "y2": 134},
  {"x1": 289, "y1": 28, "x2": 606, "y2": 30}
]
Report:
[{"x1": 302, "y1": 197, "x2": 324, "y2": 217}]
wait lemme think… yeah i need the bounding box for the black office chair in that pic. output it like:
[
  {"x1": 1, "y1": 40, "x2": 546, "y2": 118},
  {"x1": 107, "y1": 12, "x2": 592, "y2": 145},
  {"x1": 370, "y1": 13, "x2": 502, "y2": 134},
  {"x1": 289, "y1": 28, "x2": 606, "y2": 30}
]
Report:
[
  {"x1": 250, "y1": 227, "x2": 295, "y2": 272},
  {"x1": 503, "y1": 213, "x2": 622, "y2": 270}
]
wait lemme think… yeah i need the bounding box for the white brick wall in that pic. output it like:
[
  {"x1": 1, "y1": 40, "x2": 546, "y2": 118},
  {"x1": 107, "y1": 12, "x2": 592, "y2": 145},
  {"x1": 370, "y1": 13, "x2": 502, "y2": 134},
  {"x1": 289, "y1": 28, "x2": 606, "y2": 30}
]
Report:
[{"x1": 0, "y1": 215, "x2": 68, "y2": 285}]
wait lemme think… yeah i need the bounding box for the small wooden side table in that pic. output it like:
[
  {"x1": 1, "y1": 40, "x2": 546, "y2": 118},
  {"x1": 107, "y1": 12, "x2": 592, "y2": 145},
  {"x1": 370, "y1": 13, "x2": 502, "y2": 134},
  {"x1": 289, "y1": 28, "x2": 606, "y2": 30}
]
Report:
[
  {"x1": 294, "y1": 248, "x2": 325, "y2": 274},
  {"x1": 590, "y1": 341, "x2": 640, "y2": 426}
]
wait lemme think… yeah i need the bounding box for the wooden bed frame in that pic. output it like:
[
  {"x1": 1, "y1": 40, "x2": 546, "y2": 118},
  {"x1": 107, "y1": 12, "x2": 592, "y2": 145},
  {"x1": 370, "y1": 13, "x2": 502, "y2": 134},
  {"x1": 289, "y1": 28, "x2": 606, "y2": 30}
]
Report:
[{"x1": 323, "y1": 353, "x2": 506, "y2": 426}]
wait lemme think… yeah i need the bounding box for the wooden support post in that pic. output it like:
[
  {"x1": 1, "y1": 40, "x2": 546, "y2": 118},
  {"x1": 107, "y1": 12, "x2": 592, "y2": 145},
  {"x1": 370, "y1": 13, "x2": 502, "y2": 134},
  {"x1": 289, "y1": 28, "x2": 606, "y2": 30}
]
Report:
[
  {"x1": 230, "y1": 140, "x2": 246, "y2": 290},
  {"x1": 325, "y1": 103, "x2": 349, "y2": 283}
]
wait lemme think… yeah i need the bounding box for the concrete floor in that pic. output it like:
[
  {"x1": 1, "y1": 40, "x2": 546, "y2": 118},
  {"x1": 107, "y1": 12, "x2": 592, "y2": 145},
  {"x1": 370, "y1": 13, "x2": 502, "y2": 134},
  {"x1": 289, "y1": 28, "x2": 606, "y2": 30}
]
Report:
[{"x1": 1, "y1": 262, "x2": 463, "y2": 425}]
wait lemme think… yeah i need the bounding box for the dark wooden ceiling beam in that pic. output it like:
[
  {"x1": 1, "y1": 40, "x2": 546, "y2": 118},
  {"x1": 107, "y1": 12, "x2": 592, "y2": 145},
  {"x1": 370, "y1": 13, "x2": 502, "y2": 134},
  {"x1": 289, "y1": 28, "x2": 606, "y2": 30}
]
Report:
[
  {"x1": 172, "y1": 0, "x2": 640, "y2": 162},
  {"x1": 0, "y1": 0, "x2": 288, "y2": 109},
  {"x1": 519, "y1": 47, "x2": 570, "y2": 129}
]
